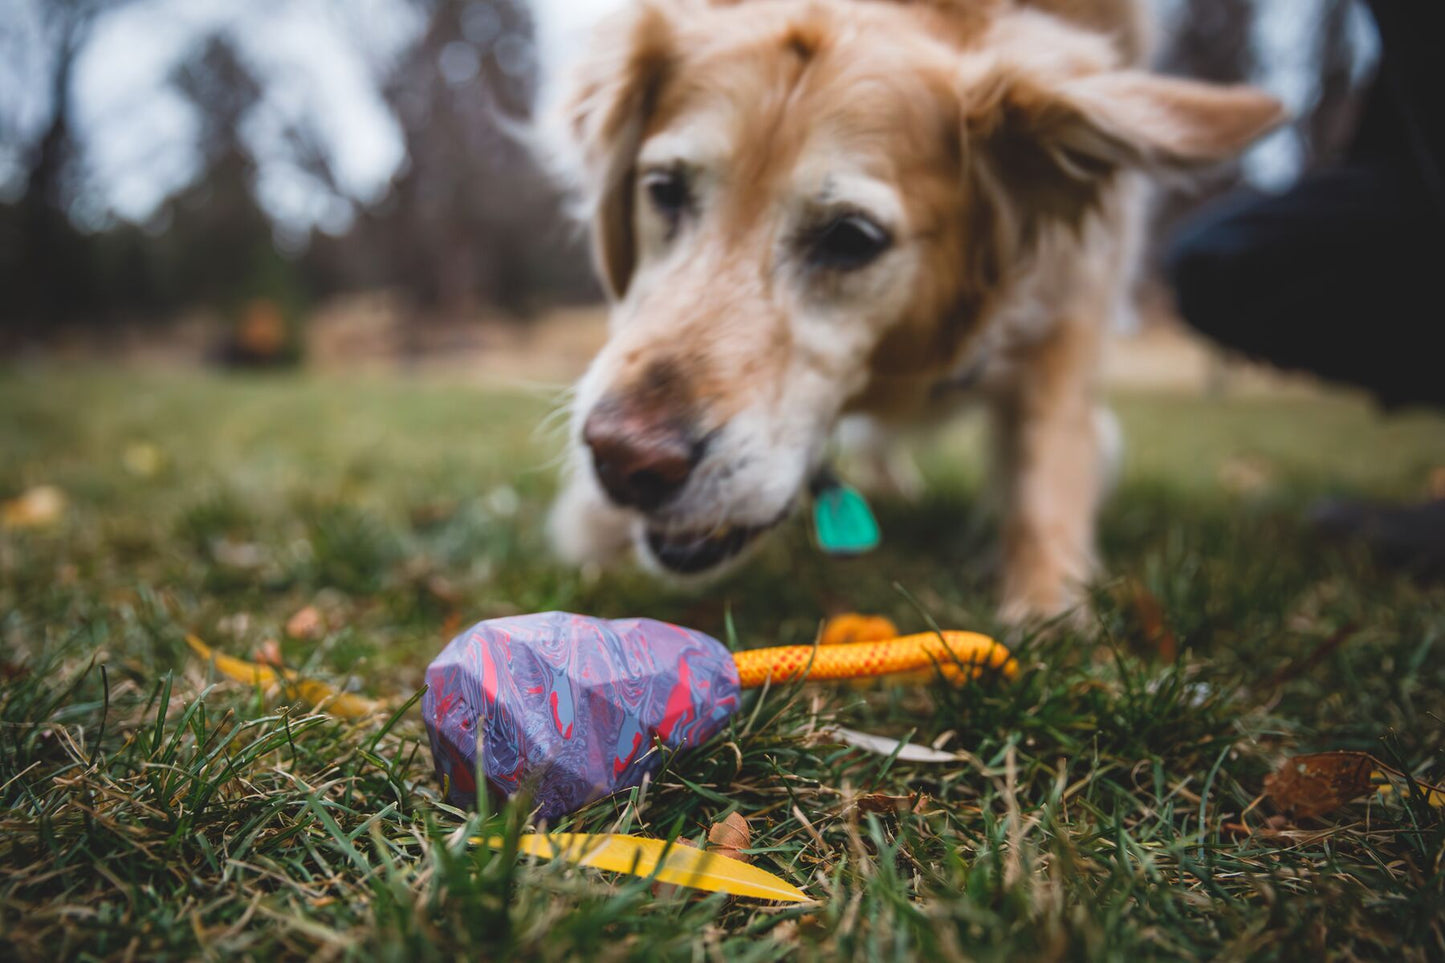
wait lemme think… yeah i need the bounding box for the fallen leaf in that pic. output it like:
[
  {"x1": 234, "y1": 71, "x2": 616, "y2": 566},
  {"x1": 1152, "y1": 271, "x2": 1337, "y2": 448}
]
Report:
[
  {"x1": 186, "y1": 635, "x2": 383, "y2": 719},
  {"x1": 285, "y1": 605, "x2": 325, "y2": 640},
  {"x1": 820, "y1": 614, "x2": 899, "y2": 646},
  {"x1": 708, "y1": 812, "x2": 751, "y2": 862},
  {"x1": 822, "y1": 725, "x2": 962, "y2": 764},
  {"x1": 854, "y1": 791, "x2": 931, "y2": 815},
  {"x1": 1218, "y1": 455, "x2": 1274, "y2": 495},
  {"x1": 651, "y1": 837, "x2": 700, "y2": 898},
  {"x1": 122, "y1": 442, "x2": 163, "y2": 478},
  {"x1": 408, "y1": 501, "x2": 457, "y2": 528},
  {"x1": 1264, "y1": 752, "x2": 1377, "y2": 819},
  {"x1": 426, "y1": 574, "x2": 460, "y2": 606},
  {"x1": 485, "y1": 833, "x2": 808, "y2": 903},
  {"x1": 212, "y1": 539, "x2": 265, "y2": 570},
  {"x1": 1372, "y1": 773, "x2": 1445, "y2": 808},
  {"x1": 1114, "y1": 579, "x2": 1176, "y2": 662},
  {"x1": 1265, "y1": 753, "x2": 1445, "y2": 818},
  {"x1": 253, "y1": 638, "x2": 284, "y2": 668},
  {"x1": 1, "y1": 485, "x2": 67, "y2": 530},
  {"x1": 187, "y1": 634, "x2": 283, "y2": 688}
]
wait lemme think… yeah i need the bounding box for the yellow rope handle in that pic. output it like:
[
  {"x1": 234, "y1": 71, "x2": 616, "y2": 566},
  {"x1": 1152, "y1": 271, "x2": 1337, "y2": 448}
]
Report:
[{"x1": 732, "y1": 631, "x2": 1016, "y2": 689}]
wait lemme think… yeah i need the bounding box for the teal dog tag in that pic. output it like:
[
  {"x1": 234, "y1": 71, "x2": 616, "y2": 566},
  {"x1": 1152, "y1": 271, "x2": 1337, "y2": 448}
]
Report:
[{"x1": 812, "y1": 479, "x2": 880, "y2": 556}]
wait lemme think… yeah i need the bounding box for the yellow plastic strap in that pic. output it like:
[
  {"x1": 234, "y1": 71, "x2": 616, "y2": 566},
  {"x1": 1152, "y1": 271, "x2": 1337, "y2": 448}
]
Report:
[{"x1": 733, "y1": 631, "x2": 1016, "y2": 689}]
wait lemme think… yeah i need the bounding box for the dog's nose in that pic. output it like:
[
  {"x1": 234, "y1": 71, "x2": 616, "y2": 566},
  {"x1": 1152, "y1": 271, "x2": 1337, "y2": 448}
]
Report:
[{"x1": 583, "y1": 404, "x2": 700, "y2": 511}]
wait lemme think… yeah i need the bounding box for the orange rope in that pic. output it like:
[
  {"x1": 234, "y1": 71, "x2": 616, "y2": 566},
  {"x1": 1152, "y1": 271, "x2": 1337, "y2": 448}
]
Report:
[{"x1": 732, "y1": 631, "x2": 1016, "y2": 689}]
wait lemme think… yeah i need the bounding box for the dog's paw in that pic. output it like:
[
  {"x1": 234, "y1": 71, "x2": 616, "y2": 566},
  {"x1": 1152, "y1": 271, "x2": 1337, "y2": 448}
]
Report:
[
  {"x1": 852, "y1": 449, "x2": 926, "y2": 501},
  {"x1": 547, "y1": 474, "x2": 633, "y2": 568},
  {"x1": 835, "y1": 416, "x2": 925, "y2": 501},
  {"x1": 999, "y1": 593, "x2": 1095, "y2": 636},
  {"x1": 999, "y1": 571, "x2": 1096, "y2": 634},
  {"x1": 1095, "y1": 405, "x2": 1124, "y2": 502}
]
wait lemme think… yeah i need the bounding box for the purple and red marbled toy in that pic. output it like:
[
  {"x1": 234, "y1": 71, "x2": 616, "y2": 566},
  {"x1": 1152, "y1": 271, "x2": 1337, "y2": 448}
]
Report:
[{"x1": 422, "y1": 612, "x2": 741, "y2": 822}]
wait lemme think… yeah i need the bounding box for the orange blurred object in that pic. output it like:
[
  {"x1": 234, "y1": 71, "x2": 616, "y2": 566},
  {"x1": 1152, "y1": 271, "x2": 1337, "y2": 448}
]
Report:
[{"x1": 819, "y1": 613, "x2": 899, "y2": 646}]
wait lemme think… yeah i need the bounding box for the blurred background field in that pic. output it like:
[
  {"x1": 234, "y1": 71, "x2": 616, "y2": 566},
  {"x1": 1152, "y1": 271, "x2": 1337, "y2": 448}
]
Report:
[
  {"x1": 4, "y1": 1, "x2": 1445, "y2": 959},
  {"x1": 3, "y1": 366, "x2": 1442, "y2": 688}
]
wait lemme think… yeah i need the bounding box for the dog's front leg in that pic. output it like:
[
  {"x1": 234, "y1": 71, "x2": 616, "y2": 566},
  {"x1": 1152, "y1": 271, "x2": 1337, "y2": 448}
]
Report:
[{"x1": 991, "y1": 320, "x2": 1106, "y2": 625}]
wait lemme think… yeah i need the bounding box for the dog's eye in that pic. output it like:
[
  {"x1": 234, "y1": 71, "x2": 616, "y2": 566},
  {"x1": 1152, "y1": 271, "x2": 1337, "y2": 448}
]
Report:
[
  {"x1": 807, "y1": 214, "x2": 892, "y2": 271},
  {"x1": 642, "y1": 168, "x2": 691, "y2": 228}
]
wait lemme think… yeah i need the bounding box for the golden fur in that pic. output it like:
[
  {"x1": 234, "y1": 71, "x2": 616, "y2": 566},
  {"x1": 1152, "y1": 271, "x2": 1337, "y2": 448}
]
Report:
[{"x1": 547, "y1": 0, "x2": 1283, "y2": 621}]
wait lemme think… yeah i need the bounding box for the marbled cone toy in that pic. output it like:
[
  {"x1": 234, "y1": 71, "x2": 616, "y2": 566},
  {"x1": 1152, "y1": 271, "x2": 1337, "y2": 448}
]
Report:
[{"x1": 423, "y1": 612, "x2": 740, "y2": 822}]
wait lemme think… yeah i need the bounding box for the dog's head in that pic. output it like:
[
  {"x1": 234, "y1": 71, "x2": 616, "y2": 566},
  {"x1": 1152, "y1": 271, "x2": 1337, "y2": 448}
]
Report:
[{"x1": 548, "y1": 0, "x2": 1281, "y2": 577}]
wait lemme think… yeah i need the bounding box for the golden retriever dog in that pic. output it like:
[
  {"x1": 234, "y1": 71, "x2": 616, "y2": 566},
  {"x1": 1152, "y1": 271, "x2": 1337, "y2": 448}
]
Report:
[{"x1": 544, "y1": 0, "x2": 1282, "y2": 622}]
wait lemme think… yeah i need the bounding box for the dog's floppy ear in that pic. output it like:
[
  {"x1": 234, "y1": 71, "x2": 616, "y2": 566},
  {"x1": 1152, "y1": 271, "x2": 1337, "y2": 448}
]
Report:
[
  {"x1": 552, "y1": 2, "x2": 677, "y2": 300},
  {"x1": 962, "y1": 63, "x2": 1284, "y2": 256}
]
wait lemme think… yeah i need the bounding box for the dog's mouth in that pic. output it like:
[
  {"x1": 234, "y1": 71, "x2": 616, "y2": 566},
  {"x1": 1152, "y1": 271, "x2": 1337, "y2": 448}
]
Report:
[{"x1": 643, "y1": 513, "x2": 788, "y2": 575}]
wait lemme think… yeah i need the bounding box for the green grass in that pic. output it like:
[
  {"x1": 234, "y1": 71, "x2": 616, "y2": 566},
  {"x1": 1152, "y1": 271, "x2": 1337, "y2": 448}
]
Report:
[{"x1": 1, "y1": 367, "x2": 1443, "y2": 960}]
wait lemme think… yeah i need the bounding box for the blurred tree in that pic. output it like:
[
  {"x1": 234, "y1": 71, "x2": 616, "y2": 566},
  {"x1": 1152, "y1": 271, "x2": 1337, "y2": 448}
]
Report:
[
  {"x1": 0, "y1": 0, "x2": 137, "y2": 331},
  {"x1": 0, "y1": 0, "x2": 1377, "y2": 348},
  {"x1": 159, "y1": 35, "x2": 310, "y2": 364},
  {"x1": 310, "y1": 0, "x2": 596, "y2": 326},
  {"x1": 156, "y1": 36, "x2": 278, "y2": 304}
]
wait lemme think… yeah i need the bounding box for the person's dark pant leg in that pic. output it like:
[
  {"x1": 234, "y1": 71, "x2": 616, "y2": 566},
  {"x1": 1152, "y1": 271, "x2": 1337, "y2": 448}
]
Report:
[{"x1": 1166, "y1": 163, "x2": 1445, "y2": 409}]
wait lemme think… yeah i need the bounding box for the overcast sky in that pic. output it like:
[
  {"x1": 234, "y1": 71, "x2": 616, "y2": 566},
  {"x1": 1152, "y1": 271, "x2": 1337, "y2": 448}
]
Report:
[
  {"x1": 1, "y1": 0, "x2": 1376, "y2": 236},
  {"x1": 0, "y1": 0, "x2": 628, "y2": 234}
]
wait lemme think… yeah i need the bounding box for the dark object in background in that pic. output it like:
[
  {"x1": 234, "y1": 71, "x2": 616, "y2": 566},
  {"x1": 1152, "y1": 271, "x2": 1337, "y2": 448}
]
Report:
[
  {"x1": 1312, "y1": 498, "x2": 1445, "y2": 576},
  {"x1": 216, "y1": 298, "x2": 301, "y2": 369},
  {"x1": 1167, "y1": 164, "x2": 1442, "y2": 409},
  {"x1": 1167, "y1": 0, "x2": 1445, "y2": 410},
  {"x1": 1166, "y1": 0, "x2": 1445, "y2": 567}
]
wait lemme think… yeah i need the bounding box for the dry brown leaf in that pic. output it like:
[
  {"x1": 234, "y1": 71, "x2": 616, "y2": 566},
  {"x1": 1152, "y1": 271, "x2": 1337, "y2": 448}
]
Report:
[
  {"x1": 1264, "y1": 751, "x2": 1376, "y2": 819},
  {"x1": 1115, "y1": 579, "x2": 1177, "y2": 662},
  {"x1": 253, "y1": 638, "x2": 284, "y2": 668},
  {"x1": 708, "y1": 812, "x2": 751, "y2": 862},
  {"x1": 122, "y1": 442, "x2": 163, "y2": 478},
  {"x1": 854, "y1": 791, "x2": 932, "y2": 815},
  {"x1": 285, "y1": 605, "x2": 325, "y2": 640},
  {"x1": 1, "y1": 485, "x2": 67, "y2": 530},
  {"x1": 426, "y1": 574, "x2": 461, "y2": 606},
  {"x1": 1218, "y1": 455, "x2": 1274, "y2": 495},
  {"x1": 1429, "y1": 466, "x2": 1445, "y2": 500},
  {"x1": 408, "y1": 501, "x2": 457, "y2": 528}
]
